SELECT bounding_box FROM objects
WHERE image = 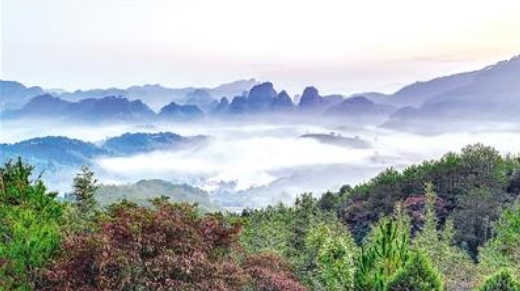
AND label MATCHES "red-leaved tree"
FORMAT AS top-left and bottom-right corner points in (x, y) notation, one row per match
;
(243, 252), (308, 291)
(39, 199), (249, 291)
